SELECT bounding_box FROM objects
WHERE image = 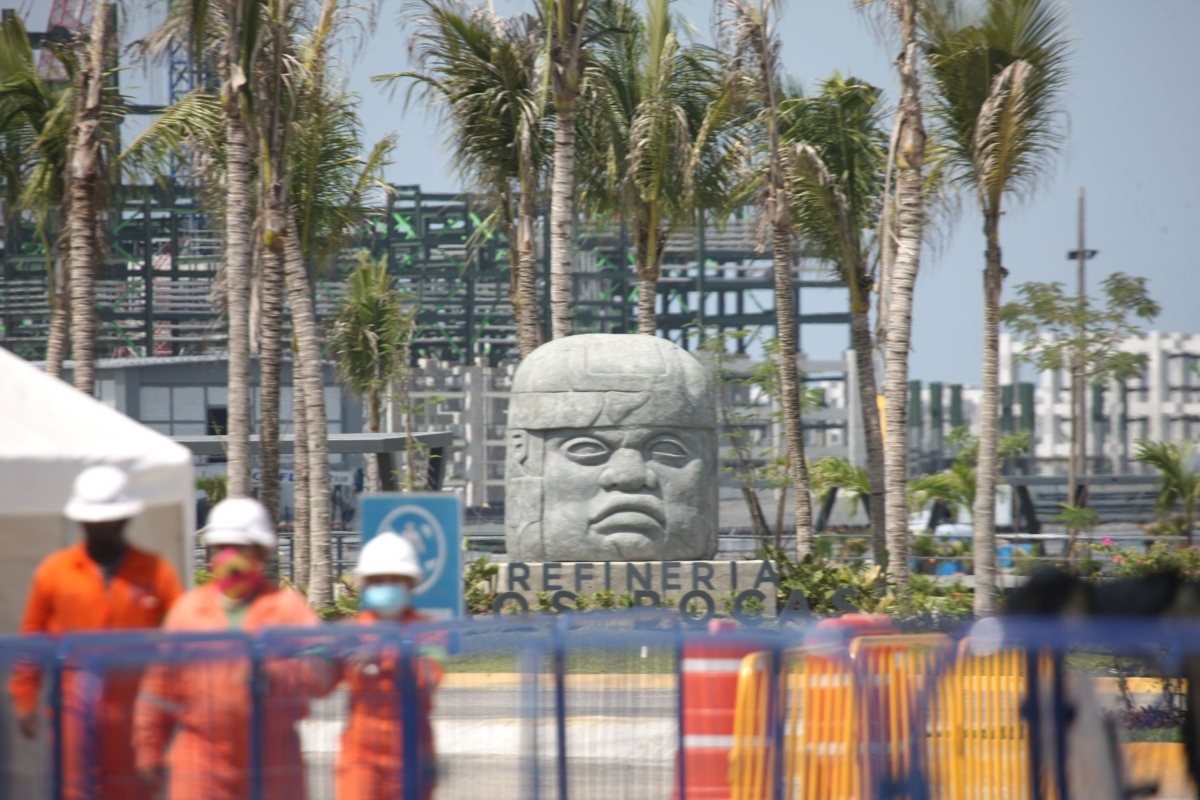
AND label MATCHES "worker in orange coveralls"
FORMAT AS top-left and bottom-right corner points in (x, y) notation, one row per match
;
(10, 465), (183, 800)
(133, 497), (335, 800)
(337, 532), (446, 800)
